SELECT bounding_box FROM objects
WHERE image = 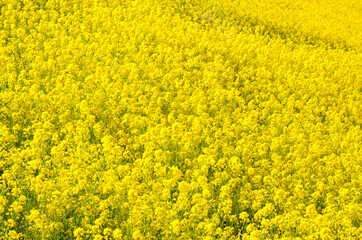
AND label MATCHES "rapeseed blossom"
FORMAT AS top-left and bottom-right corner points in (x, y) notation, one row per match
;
(0, 0), (361, 239)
